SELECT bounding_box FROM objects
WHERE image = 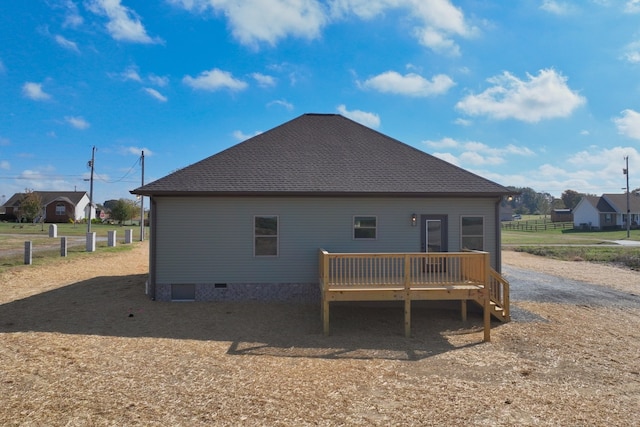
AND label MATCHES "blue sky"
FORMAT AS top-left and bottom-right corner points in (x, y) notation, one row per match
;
(2, 0), (640, 205)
